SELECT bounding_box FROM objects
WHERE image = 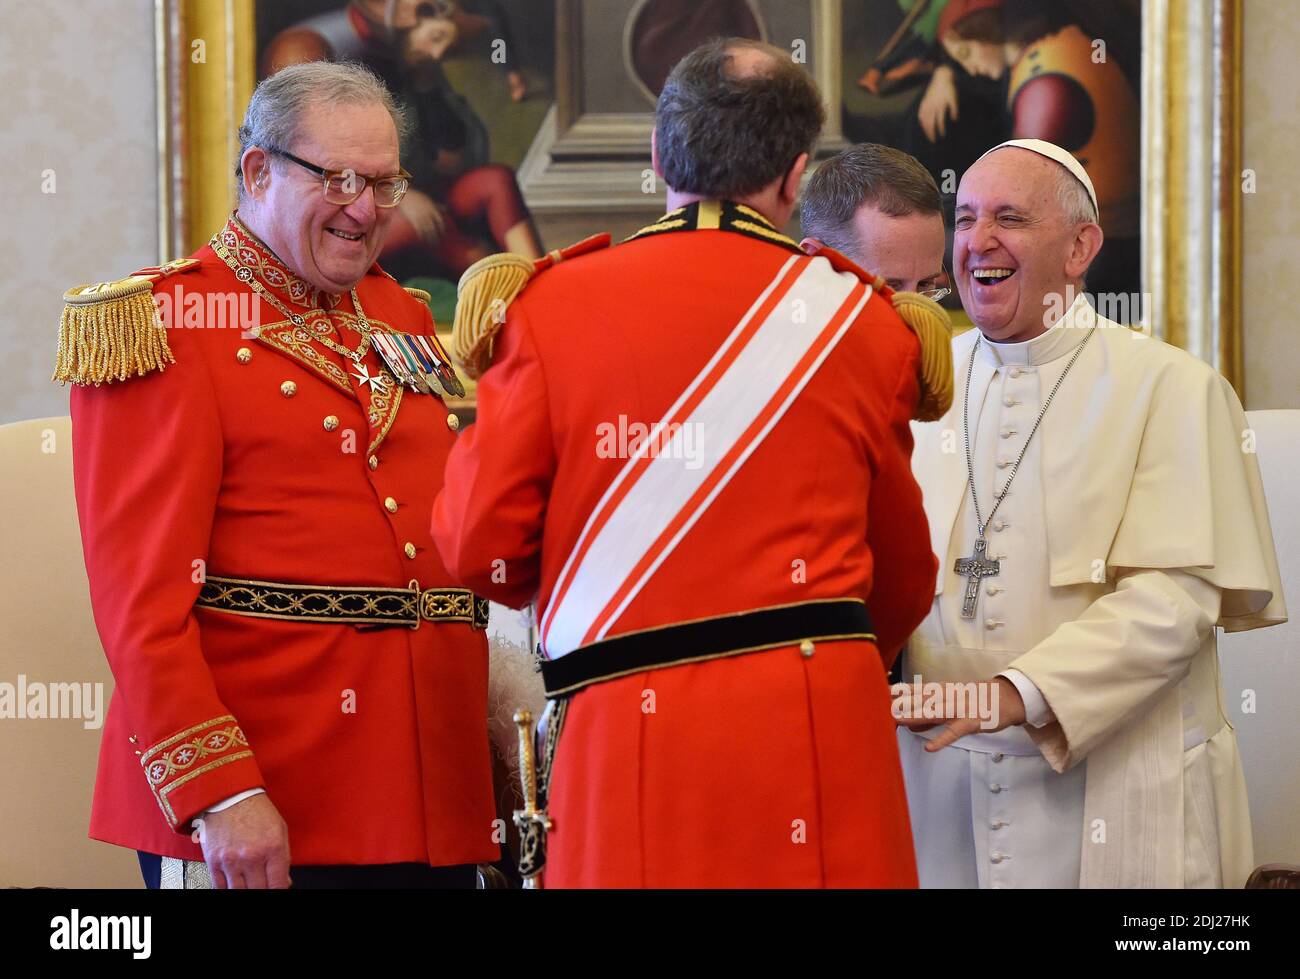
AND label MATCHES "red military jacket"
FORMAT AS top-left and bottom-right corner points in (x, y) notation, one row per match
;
(65, 214), (497, 866)
(431, 201), (938, 886)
